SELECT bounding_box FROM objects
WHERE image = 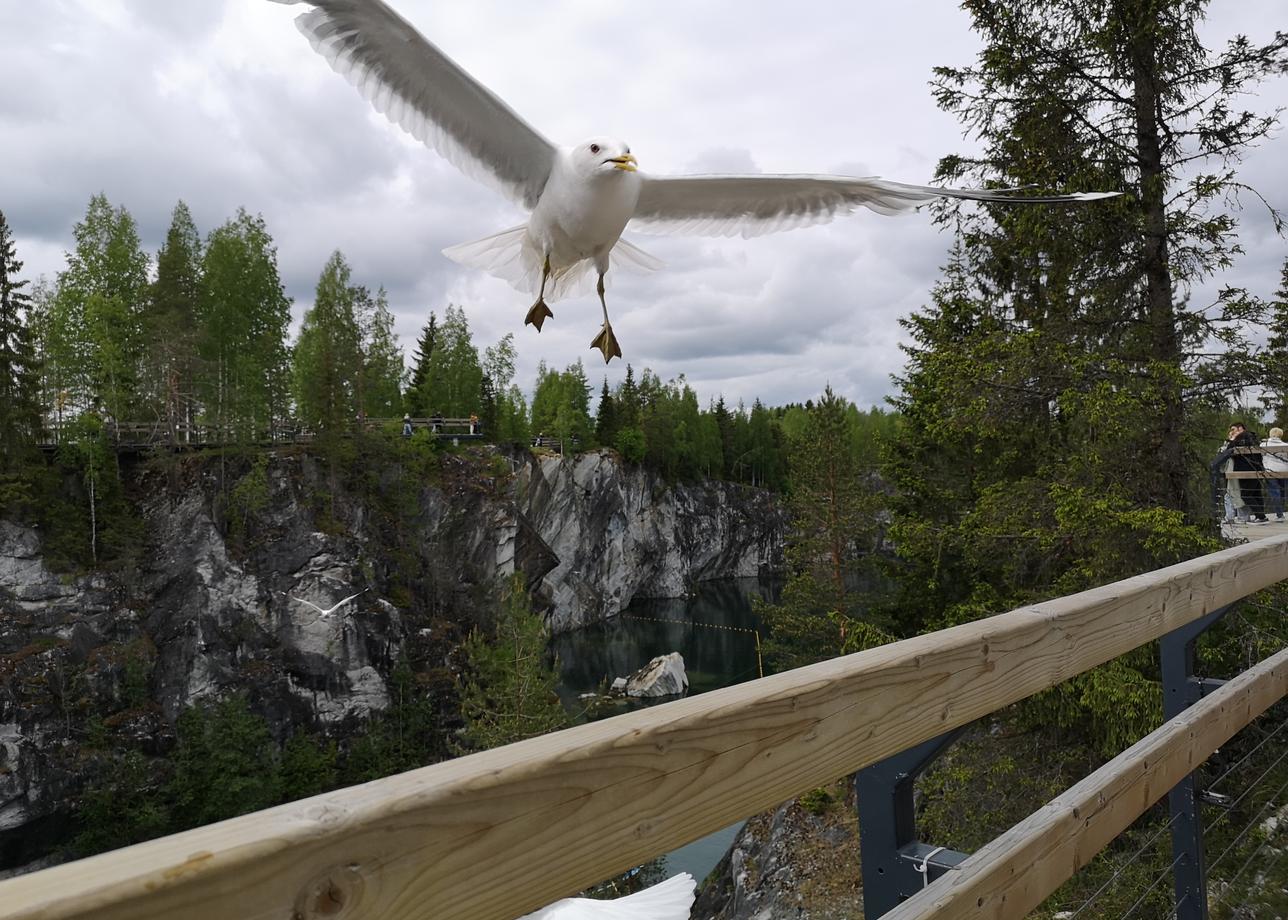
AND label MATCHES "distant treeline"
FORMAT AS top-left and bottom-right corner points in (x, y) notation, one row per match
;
(0, 197), (896, 498)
